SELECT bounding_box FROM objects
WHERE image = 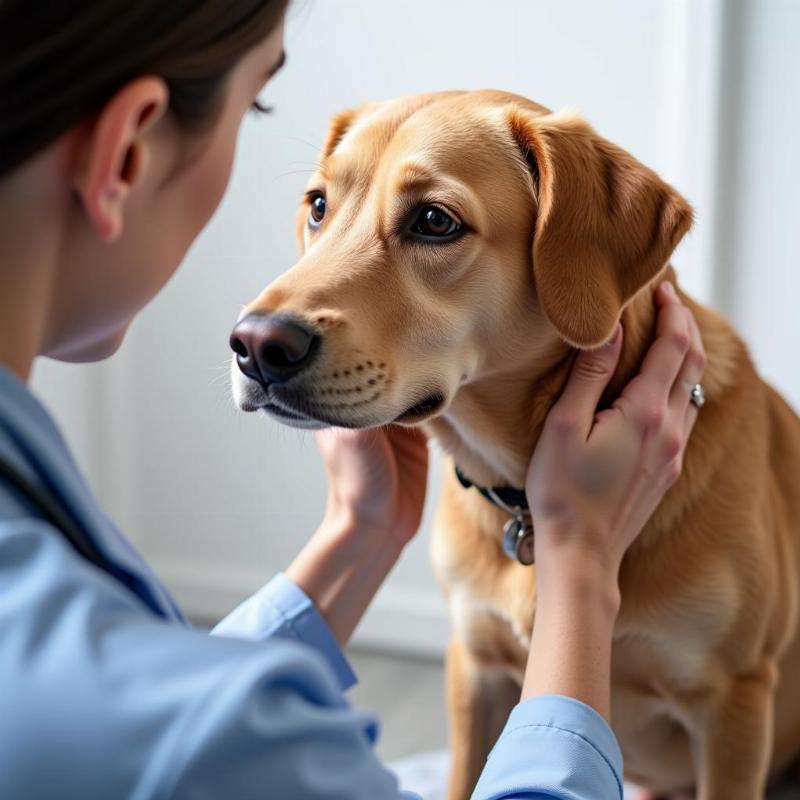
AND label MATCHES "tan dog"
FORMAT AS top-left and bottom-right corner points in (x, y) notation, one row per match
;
(229, 90), (800, 799)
